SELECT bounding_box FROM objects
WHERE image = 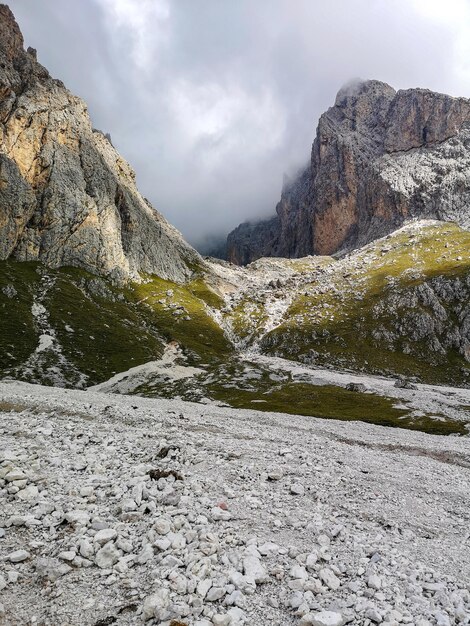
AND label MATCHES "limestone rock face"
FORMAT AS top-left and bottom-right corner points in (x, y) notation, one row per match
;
(0, 5), (200, 282)
(227, 80), (470, 264)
